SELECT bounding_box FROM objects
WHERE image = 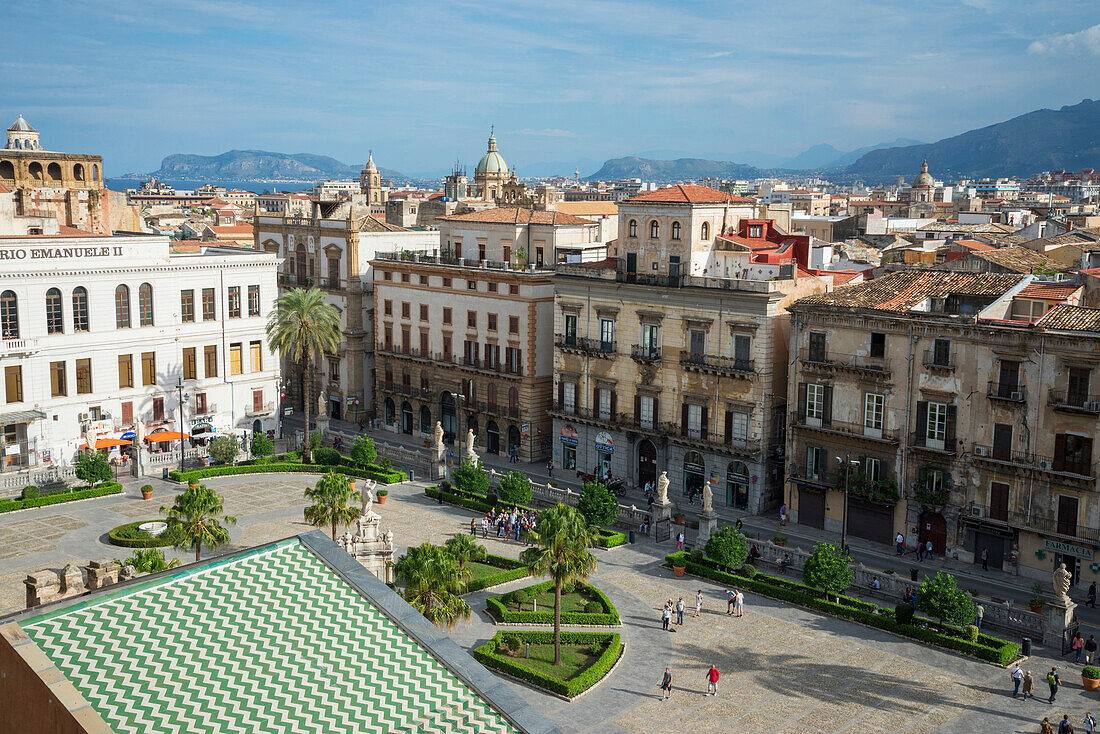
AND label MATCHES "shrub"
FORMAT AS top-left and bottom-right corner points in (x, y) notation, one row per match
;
(740, 563), (757, 578)
(1083, 666), (1100, 680)
(379, 456), (392, 470)
(801, 542), (854, 602)
(0, 483), (123, 513)
(350, 435), (377, 467)
(917, 571), (975, 626)
(584, 601), (601, 614)
(498, 470), (533, 505)
(502, 635), (522, 655)
(895, 602), (915, 626)
(21, 485), (39, 500)
(705, 526), (748, 571)
(562, 581), (576, 595)
(593, 528), (628, 549)
(452, 458), (489, 495)
(689, 548), (705, 563)
(75, 451), (113, 487)
(284, 451), (301, 463)
(250, 432), (274, 459)
(512, 589), (530, 606)
(966, 625), (979, 643)
(439, 479), (452, 492)
(464, 554), (530, 593)
(208, 436), (240, 465)
(169, 463), (405, 484)
(312, 447), (342, 465)
(141, 484), (153, 494)
(309, 430), (322, 451)
(376, 488), (388, 498)
(577, 481), (618, 528)
(119, 547), (179, 574)
(472, 631), (621, 698)
(486, 581), (619, 626)
(108, 520), (176, 548)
